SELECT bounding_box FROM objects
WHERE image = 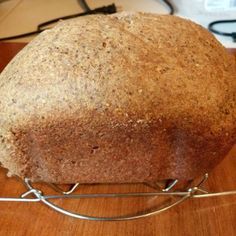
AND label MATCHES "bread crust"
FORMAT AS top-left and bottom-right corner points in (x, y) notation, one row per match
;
(0, 12), (235, 183)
